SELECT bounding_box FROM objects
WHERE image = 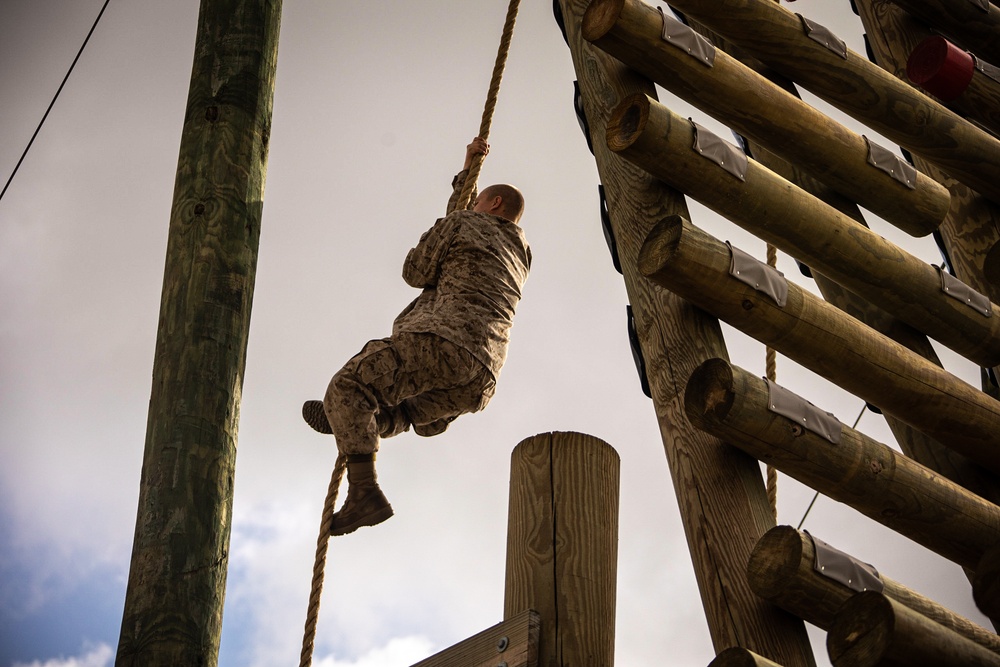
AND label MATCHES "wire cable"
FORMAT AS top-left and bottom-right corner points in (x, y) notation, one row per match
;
(1, 0), (112, 205)
(796, 402), (867, 530)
